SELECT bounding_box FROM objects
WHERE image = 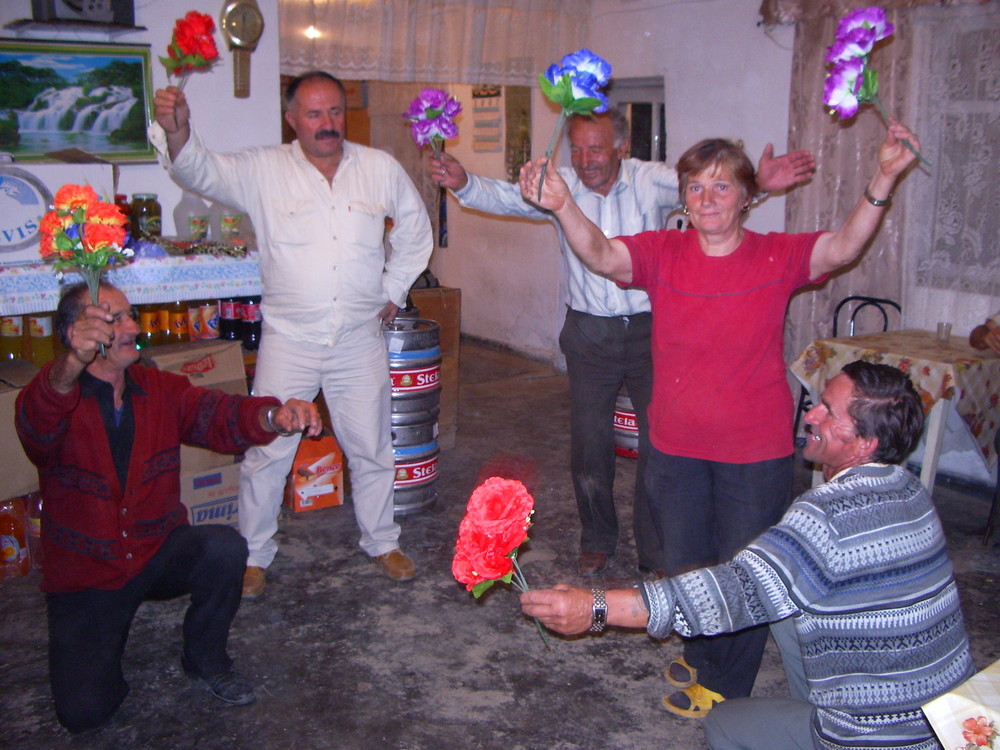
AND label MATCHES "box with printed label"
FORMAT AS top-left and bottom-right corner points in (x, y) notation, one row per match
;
(142, 340), (247, 472)
(0, 359), (41, 500)
(180, 462), (241, 528)
(283, 433), (344, 512)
